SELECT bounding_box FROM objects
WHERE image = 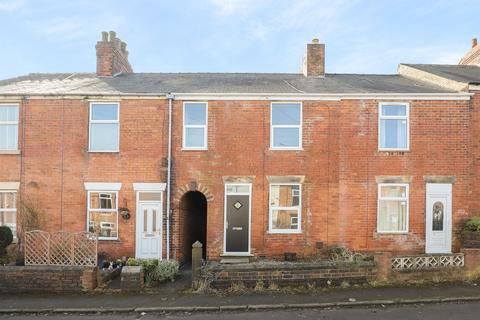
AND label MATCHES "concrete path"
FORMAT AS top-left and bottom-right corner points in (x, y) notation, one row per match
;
(0, 282), (479, 313)
(0, 301), (479, 319)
